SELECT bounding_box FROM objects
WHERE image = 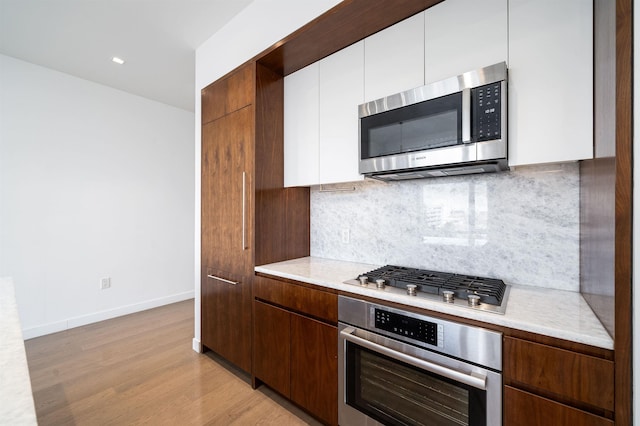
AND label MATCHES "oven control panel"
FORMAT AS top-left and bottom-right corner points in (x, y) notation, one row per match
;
(374, 308), (444, 347)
